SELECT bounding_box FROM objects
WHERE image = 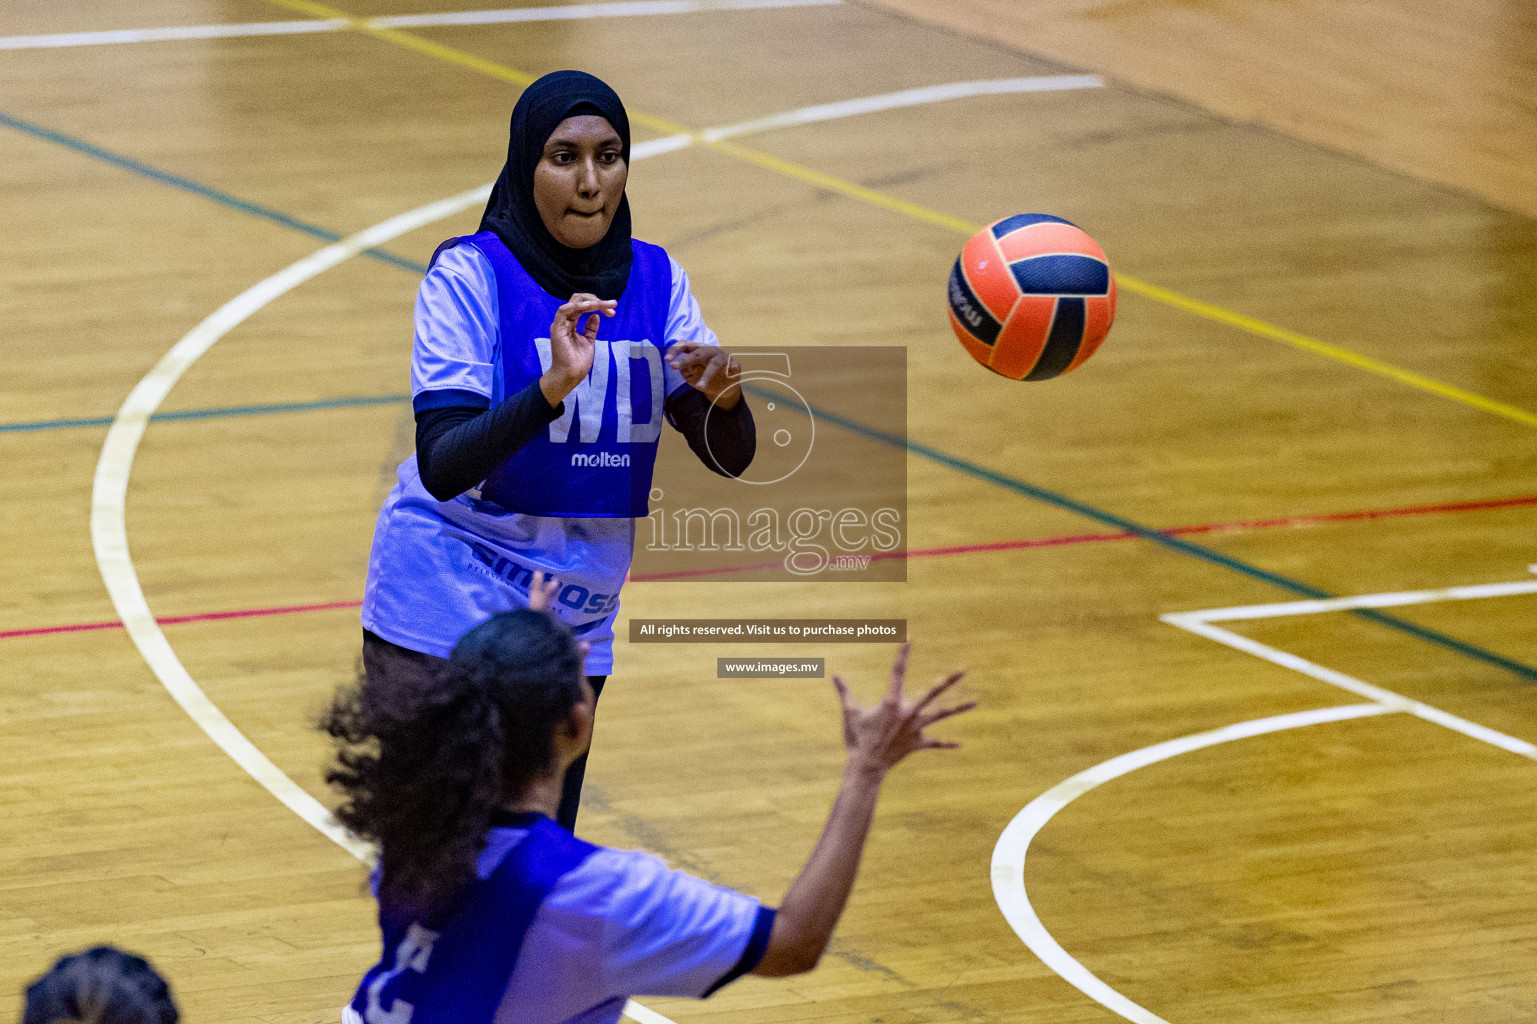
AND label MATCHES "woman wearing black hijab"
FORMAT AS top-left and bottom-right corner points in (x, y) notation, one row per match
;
(360, 71), (755, 832)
